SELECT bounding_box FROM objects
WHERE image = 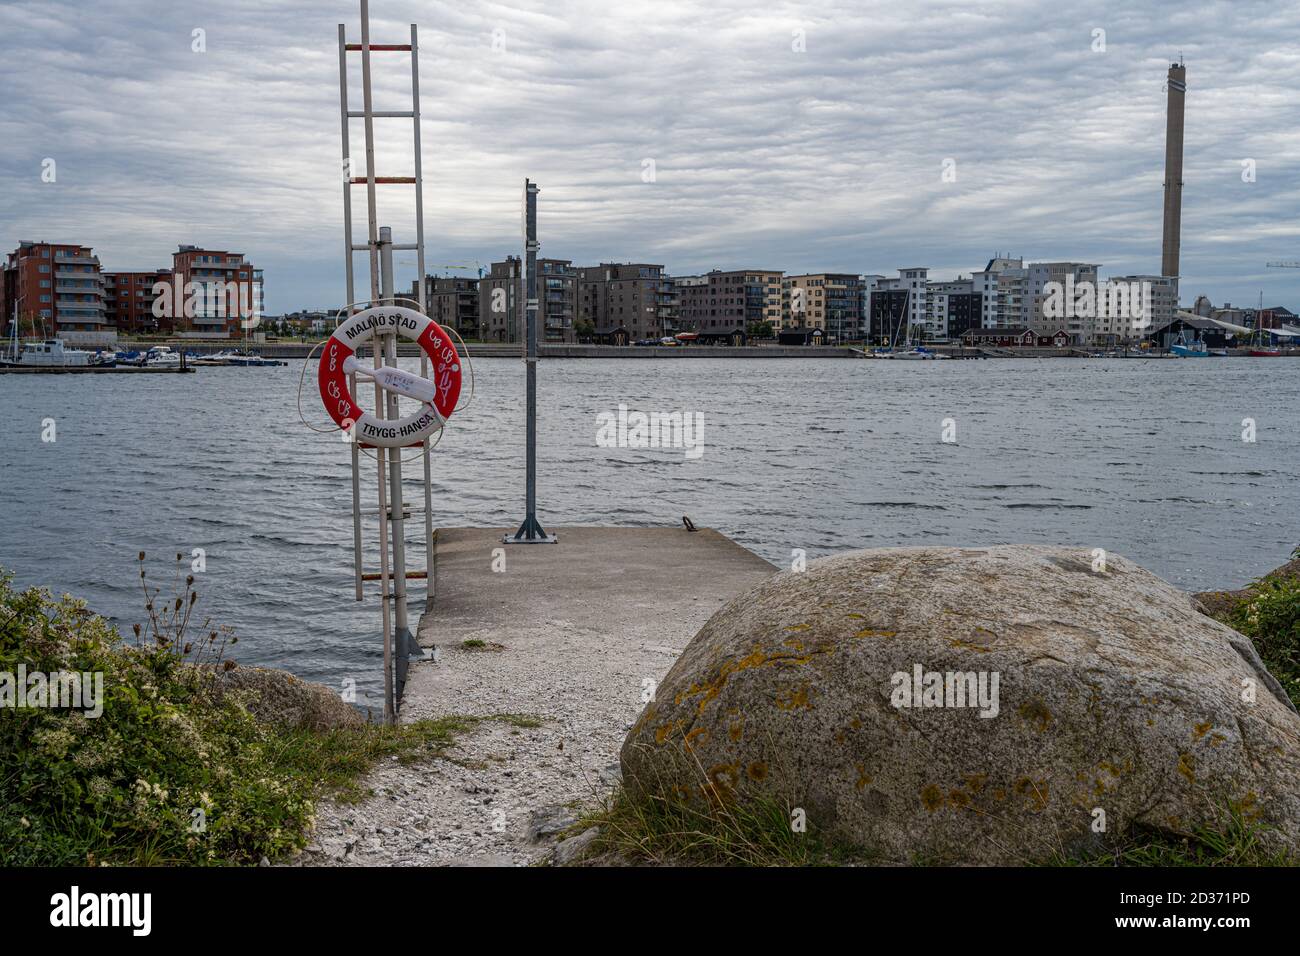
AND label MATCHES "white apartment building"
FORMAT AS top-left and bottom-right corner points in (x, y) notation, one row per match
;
(972, 256), (1023, 329)
(923, 278), (975, 342)
(873, 268), (929, 339)
(860, 274), (885, 340)
(1032, 262), (1101, 343)
(1094, 274), (1178, 345)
